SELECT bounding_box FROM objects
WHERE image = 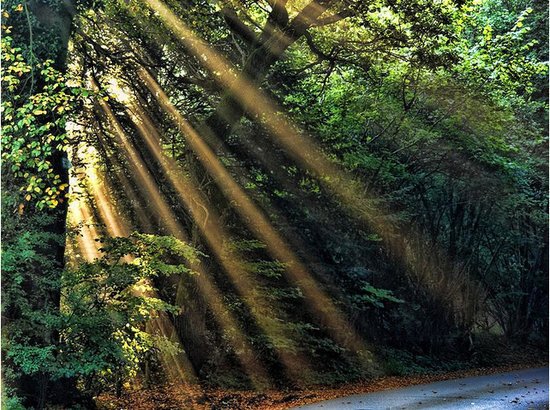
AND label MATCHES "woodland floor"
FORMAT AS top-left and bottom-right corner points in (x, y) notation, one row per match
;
(97, 353), (548, 410)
